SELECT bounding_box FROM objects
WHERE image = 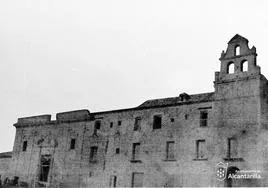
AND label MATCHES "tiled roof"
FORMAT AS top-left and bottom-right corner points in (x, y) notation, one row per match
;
(138, 92), (214, 108)
(0, 151), (12, 158)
